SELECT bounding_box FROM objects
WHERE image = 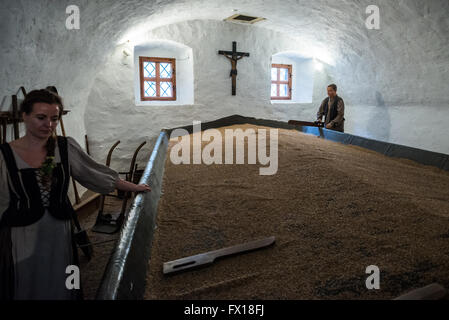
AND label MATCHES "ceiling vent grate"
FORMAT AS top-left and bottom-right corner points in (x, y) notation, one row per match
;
(224, 14), (266, 24)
